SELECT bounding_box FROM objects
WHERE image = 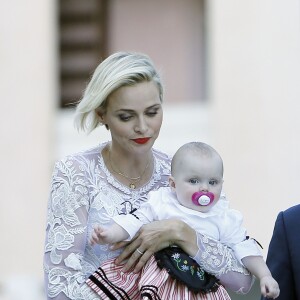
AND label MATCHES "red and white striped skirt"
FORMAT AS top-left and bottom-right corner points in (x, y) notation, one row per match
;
(86, 255), (231, 299)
